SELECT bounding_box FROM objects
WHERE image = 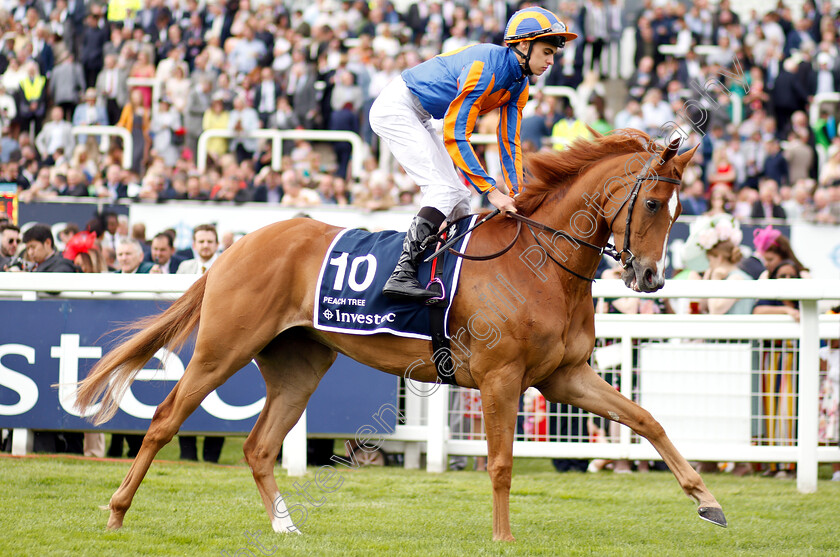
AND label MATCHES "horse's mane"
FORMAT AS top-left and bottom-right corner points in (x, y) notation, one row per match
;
(516, 129), (656, 217)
